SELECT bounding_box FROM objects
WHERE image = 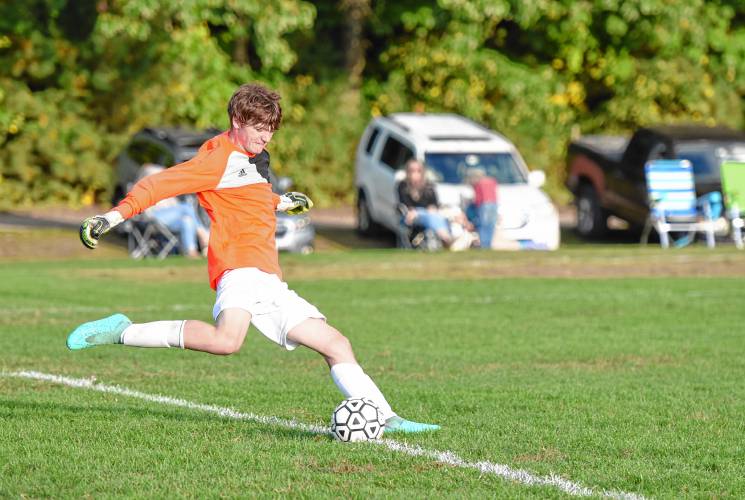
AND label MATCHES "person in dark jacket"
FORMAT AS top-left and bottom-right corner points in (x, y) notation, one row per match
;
(397, 159), (453, 247)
